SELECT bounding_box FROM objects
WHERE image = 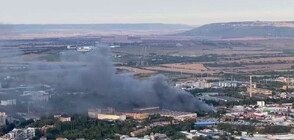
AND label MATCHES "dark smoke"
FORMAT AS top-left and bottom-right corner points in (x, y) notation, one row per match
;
(0, 24), (22, 63)
(28, 47), (213, 113)
(0, 25), (213, 113)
